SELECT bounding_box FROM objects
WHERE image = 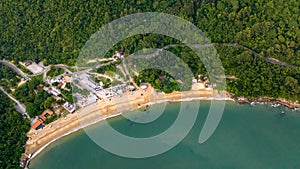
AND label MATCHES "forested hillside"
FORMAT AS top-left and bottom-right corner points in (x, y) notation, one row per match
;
(0, 92), (30, 169)
(0, 0), (299, 100)
(1, 0), (299, 65)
